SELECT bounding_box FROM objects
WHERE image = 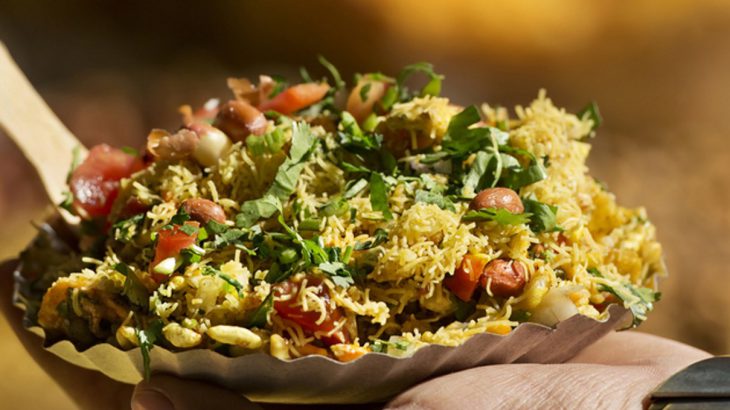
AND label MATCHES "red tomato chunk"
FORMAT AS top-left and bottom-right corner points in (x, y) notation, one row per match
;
(444, 254), (489, 302)
(259, 83), (329, 115)
(70, 144), (143, 218)
(150, 222), (199, 282)
(273, 277), (348, 345)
